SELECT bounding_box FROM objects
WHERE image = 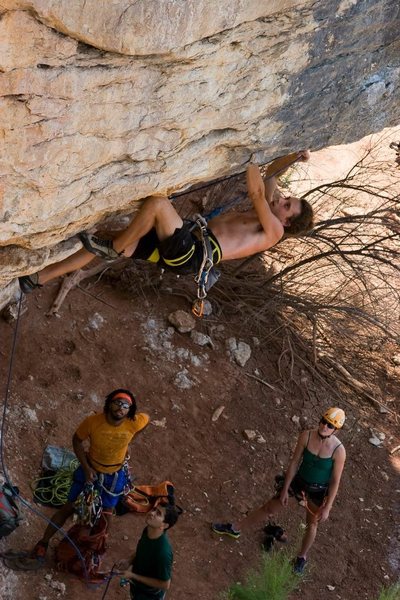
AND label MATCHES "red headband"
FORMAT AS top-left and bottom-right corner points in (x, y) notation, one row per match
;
(112, 392), (133, 405)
